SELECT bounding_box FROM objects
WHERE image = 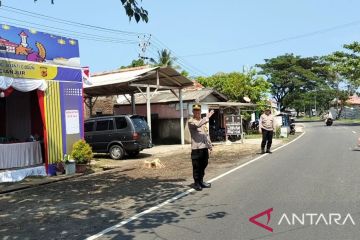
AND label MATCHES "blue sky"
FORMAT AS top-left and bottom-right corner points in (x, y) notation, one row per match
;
(1, 0), (360, 76)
